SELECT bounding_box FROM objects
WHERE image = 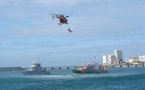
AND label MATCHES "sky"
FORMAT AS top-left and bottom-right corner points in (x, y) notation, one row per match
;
(0, 0), (145, 67)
